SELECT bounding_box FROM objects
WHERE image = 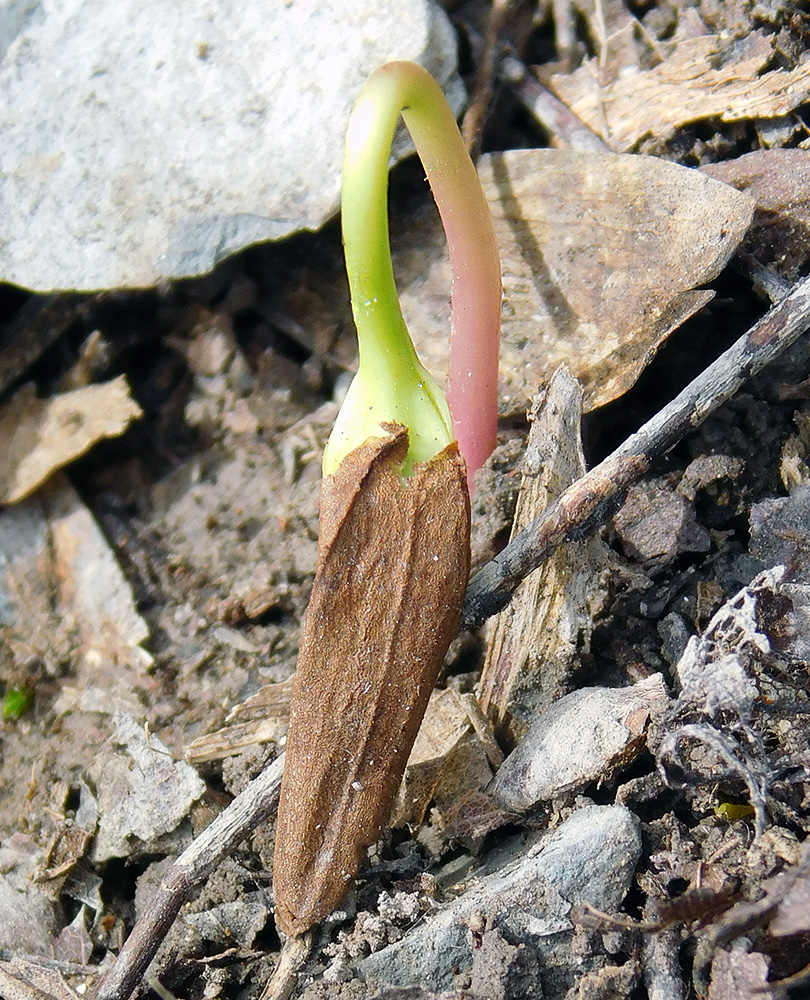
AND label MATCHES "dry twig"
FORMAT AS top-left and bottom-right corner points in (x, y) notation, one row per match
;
(503, 53), (609, 150)
(462, 273), (810, 628)
(462, 0), (514, 161)
(95, 755), (285, 1000)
